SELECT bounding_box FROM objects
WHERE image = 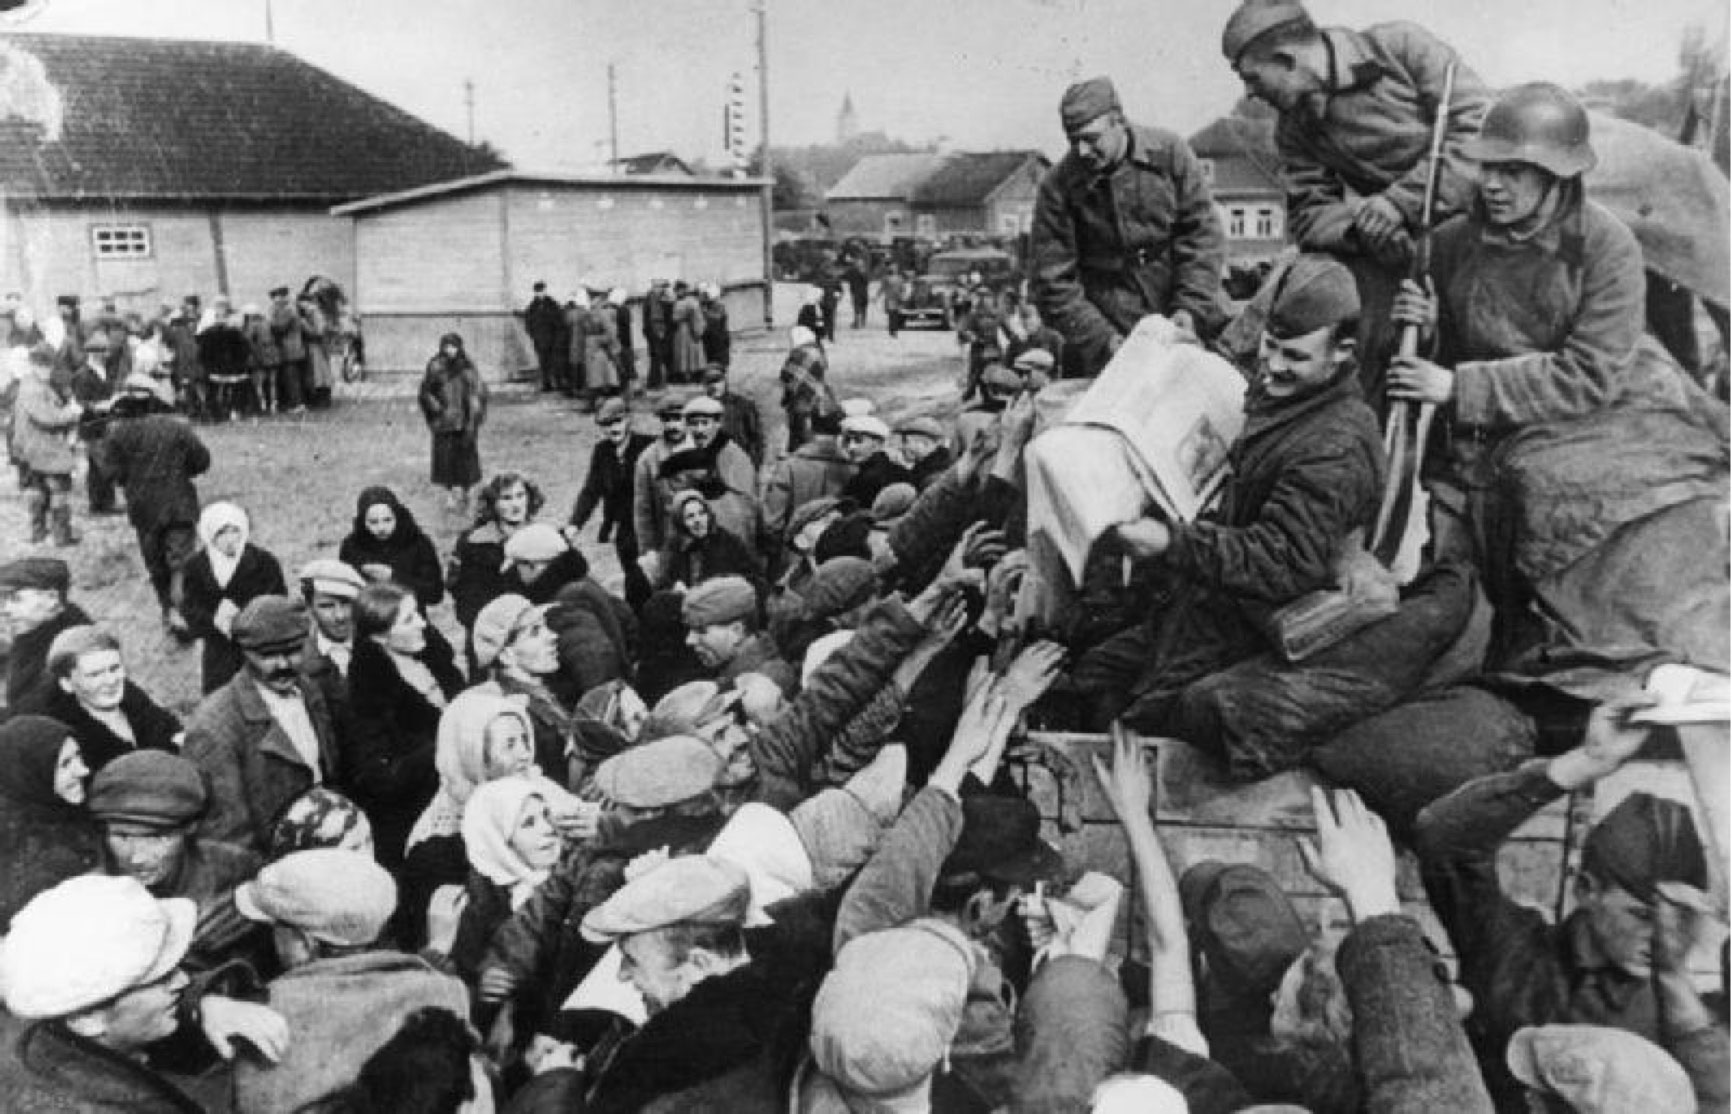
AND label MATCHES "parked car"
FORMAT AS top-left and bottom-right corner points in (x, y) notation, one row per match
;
(900, 246), (1017, 329)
